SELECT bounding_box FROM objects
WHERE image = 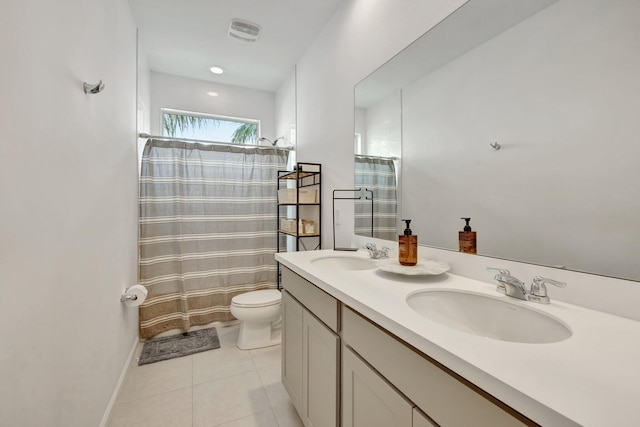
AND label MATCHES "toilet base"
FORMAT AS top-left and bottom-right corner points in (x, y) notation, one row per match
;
(237, 320), (282, 350)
